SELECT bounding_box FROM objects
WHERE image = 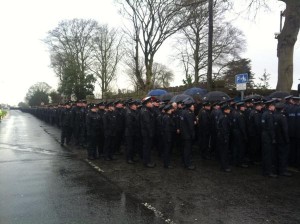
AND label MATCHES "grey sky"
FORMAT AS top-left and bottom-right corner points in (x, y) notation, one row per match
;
(0, 0), (298, 106)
